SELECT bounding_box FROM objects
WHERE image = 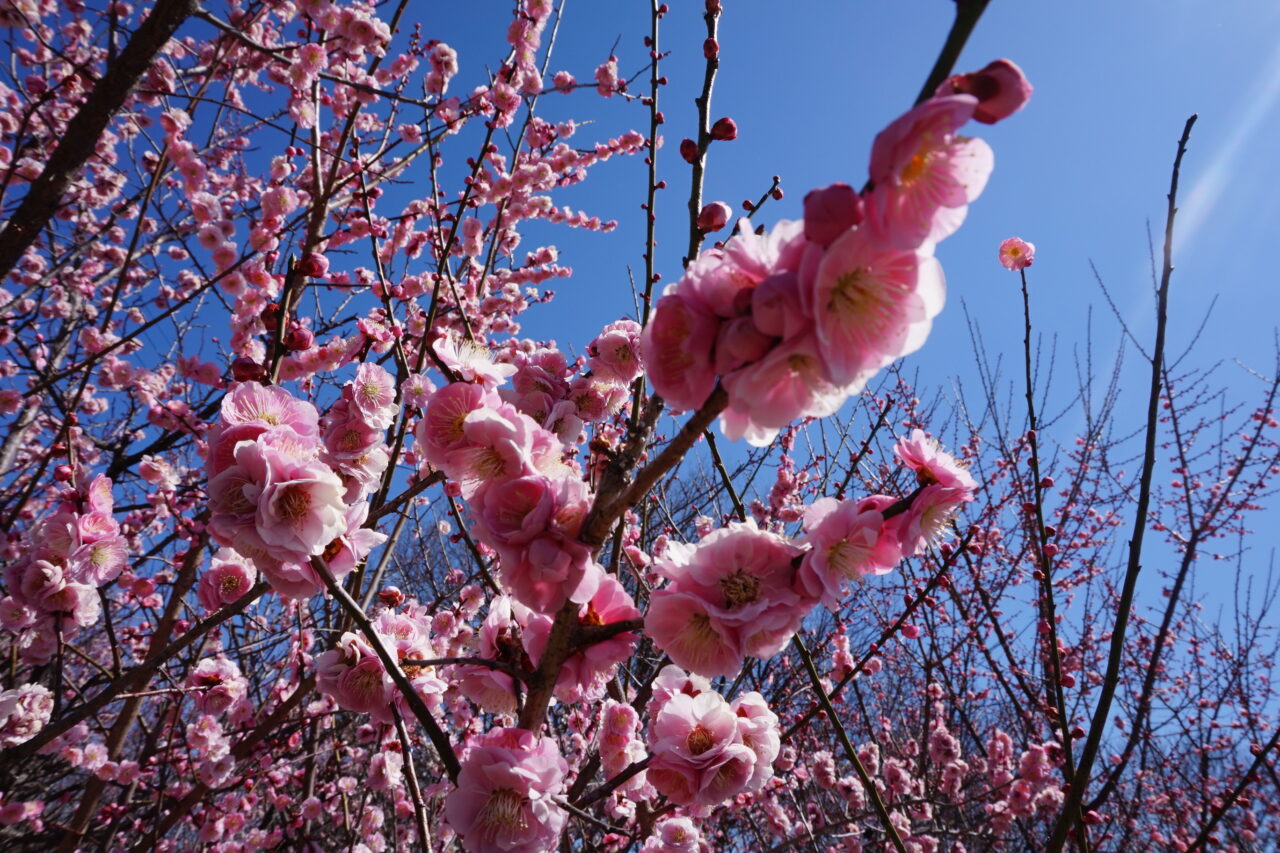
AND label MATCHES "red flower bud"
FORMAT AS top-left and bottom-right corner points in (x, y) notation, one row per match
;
(679, 138), (698, 164)
(710, 116), (737, 140)
(283, 326), (315, 352)
(231, 357), (267, 383)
